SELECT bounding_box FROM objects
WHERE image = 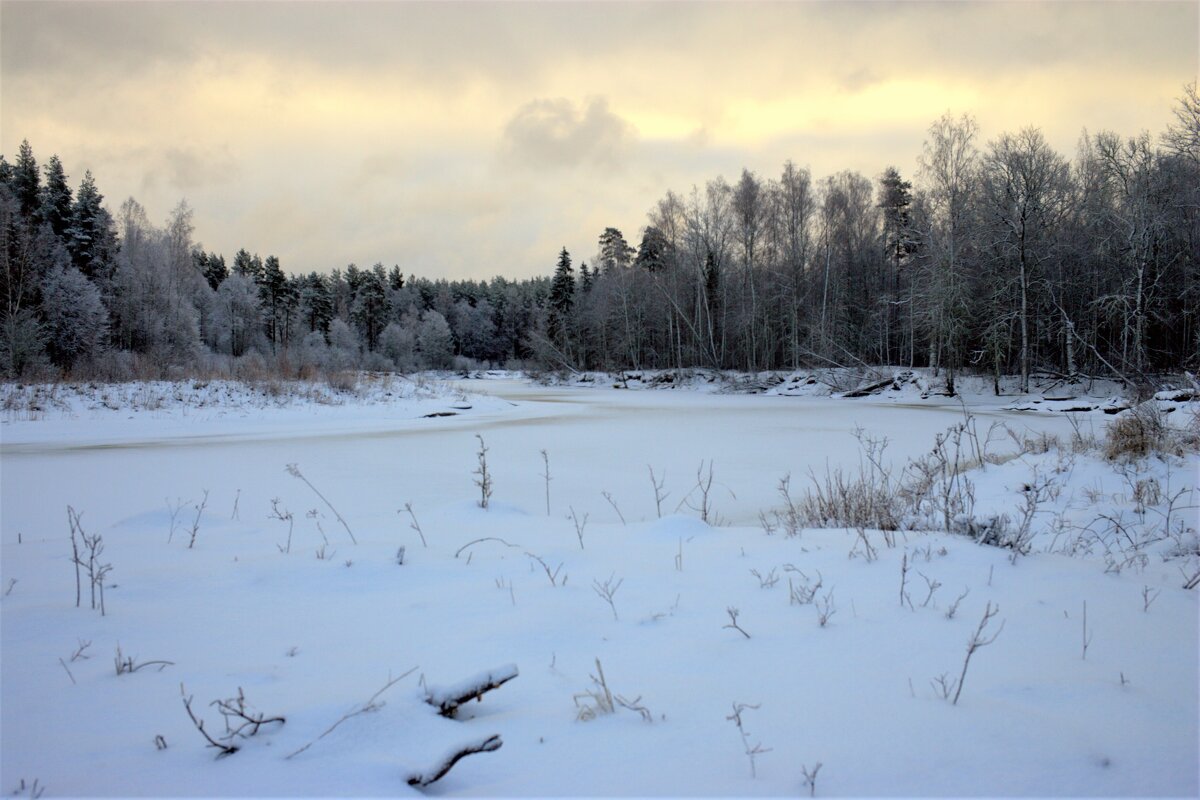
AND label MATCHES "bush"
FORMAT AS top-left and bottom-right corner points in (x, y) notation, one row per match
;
(1104, 402), (1171, 460)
